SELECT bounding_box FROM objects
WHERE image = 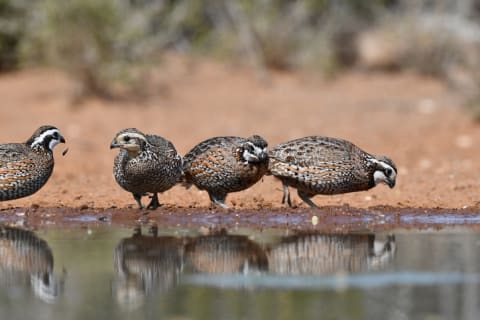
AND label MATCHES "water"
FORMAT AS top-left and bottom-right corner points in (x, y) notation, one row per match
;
(0, 224), (479, 320)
